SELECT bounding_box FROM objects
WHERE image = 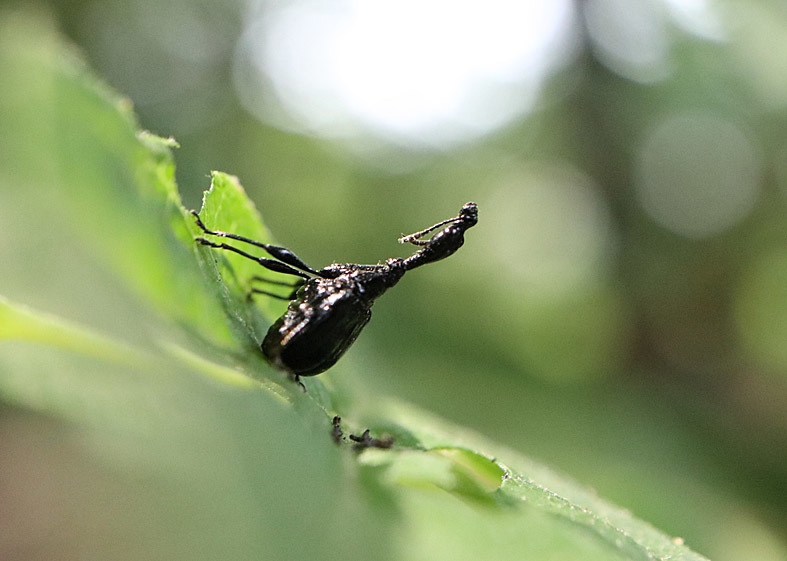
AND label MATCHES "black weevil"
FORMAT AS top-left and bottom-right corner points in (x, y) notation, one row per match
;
(191, 202), (477, 388)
